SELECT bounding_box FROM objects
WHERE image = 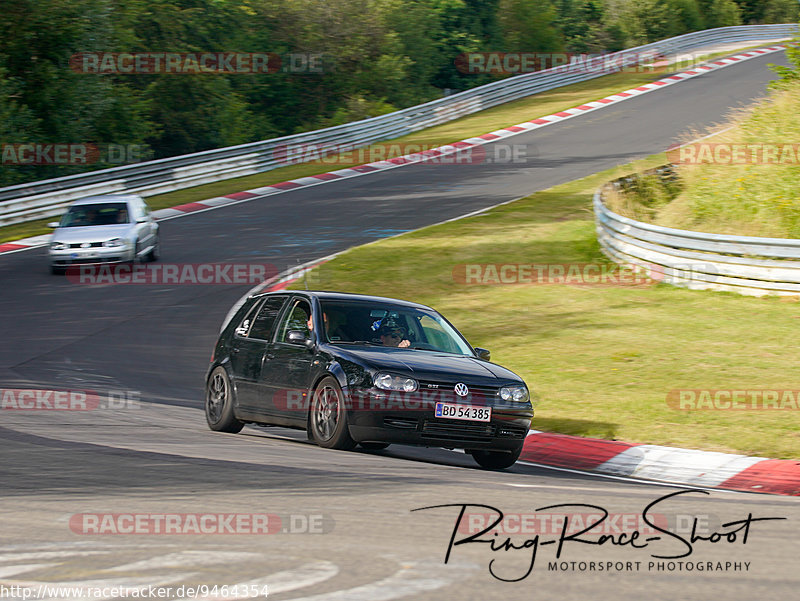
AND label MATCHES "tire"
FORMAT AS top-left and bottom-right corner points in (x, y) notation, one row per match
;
(470, 444), (523, 470)
(205, 366), (244, 433)
(309, 376), (356, 450)
(359, 442), (390, 451)
(145, 233), (159, 262)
